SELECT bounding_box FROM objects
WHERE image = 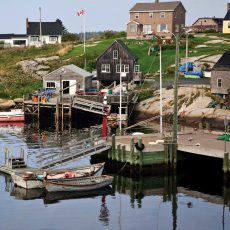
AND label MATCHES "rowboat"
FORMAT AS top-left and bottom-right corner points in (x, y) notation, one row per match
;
(12, 162), (105, 189)
(43, 175), (113, 192)
(0, 109), (25, 122)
